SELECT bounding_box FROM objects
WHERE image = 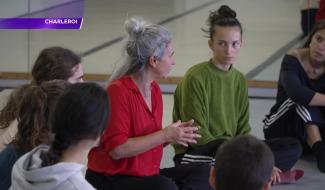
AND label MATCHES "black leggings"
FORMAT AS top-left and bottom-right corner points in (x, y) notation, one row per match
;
(86, 163), (212, 190)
